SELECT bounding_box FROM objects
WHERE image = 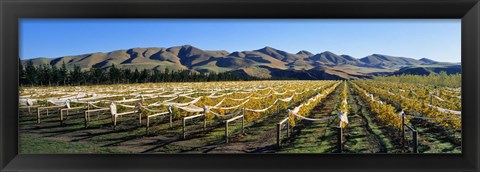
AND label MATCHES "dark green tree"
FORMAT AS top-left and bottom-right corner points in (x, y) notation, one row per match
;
(70, 65), (83, 85)
(51, 64), (60, 85)
(19, 59), (26, 86)
(123, 68), (132, 84)
(140, 69), (149, 83)
(109, 64), (121, 84)
(25, 60), (37, 86)
(59, 61), (68, 85)
(132, 69), (140, 83)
